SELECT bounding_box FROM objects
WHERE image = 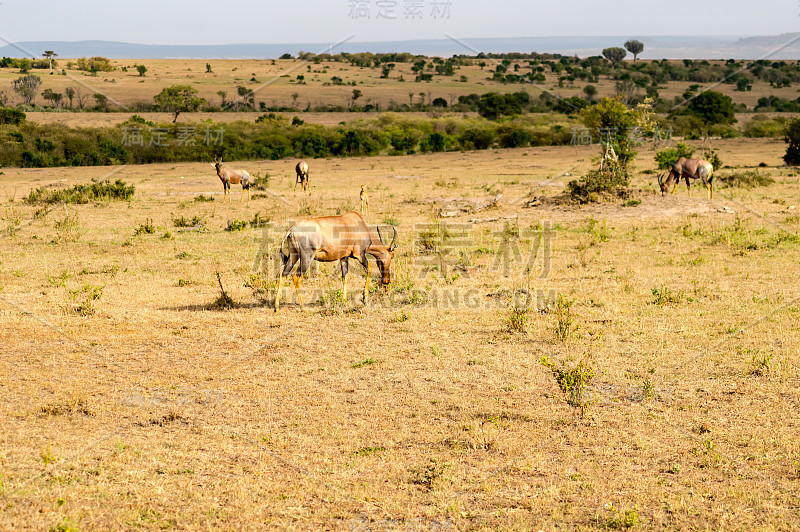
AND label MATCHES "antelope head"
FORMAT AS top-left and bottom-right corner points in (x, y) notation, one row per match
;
(375, 226), (398, 285)
(213, 157), (224, 175)
(658, 171), (671, 196)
